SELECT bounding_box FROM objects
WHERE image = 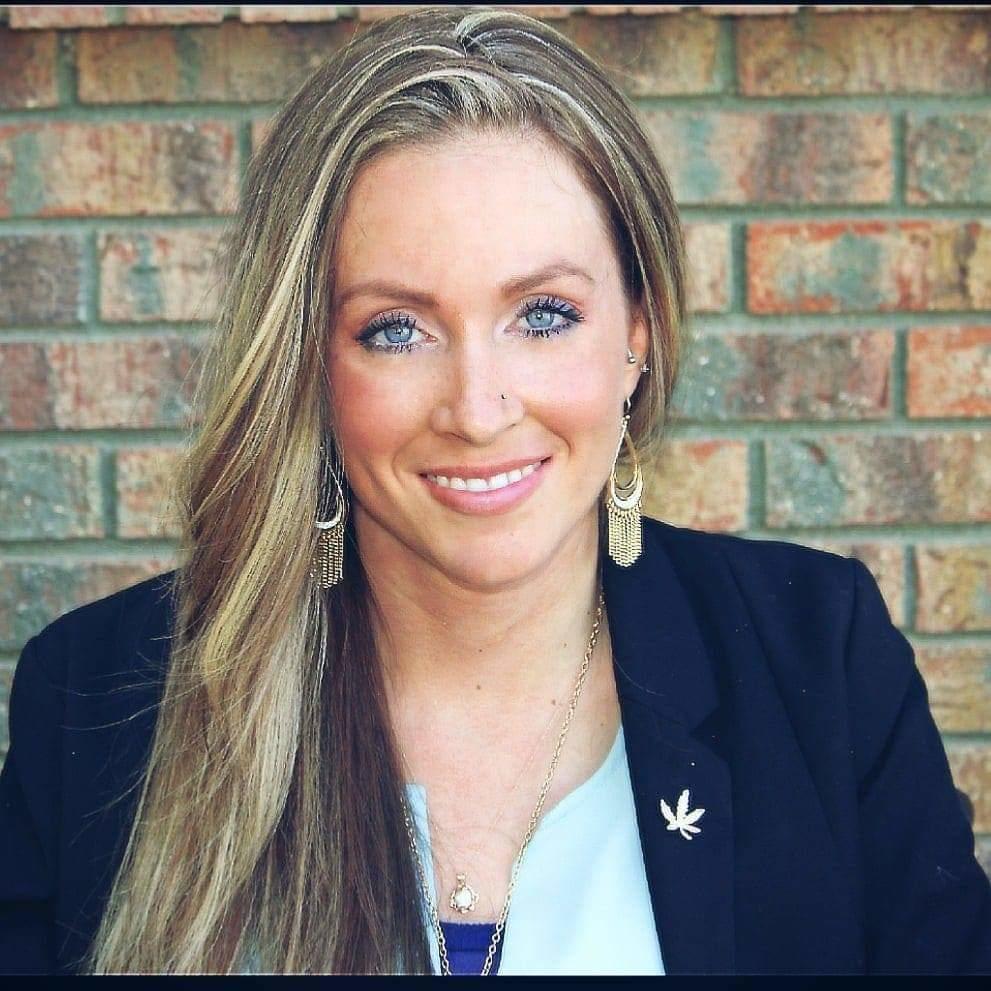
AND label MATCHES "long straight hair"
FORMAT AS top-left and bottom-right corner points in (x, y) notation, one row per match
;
(84, 5), (687, 973)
